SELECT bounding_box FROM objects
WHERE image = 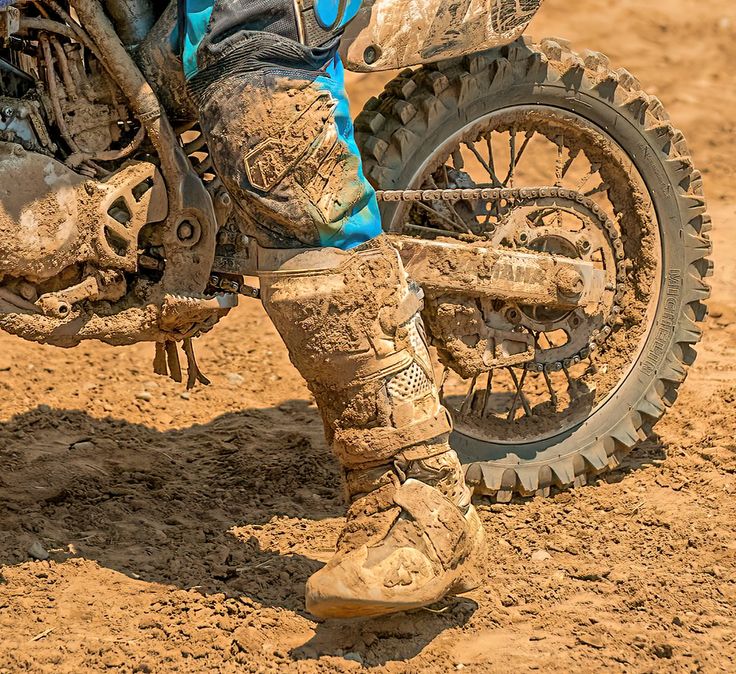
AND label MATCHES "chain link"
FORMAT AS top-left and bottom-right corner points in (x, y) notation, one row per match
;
(208, 274), (260, 299)
(377, 186), (627, 372)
